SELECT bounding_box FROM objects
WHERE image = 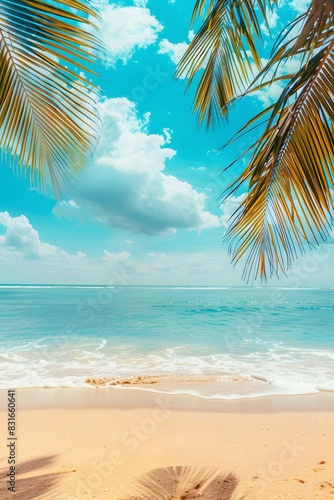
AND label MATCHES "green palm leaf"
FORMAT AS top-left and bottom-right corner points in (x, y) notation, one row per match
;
(0, 0), (101, 195)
